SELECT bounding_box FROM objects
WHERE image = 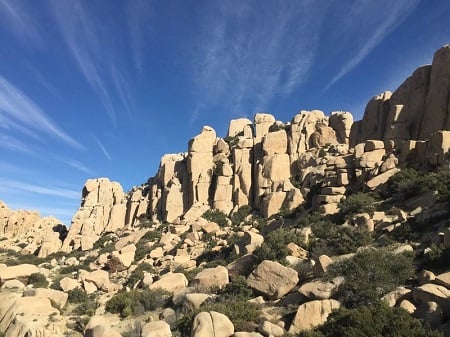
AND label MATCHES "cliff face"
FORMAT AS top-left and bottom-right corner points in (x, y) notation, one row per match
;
(351, 44), (450, 145)
(0, 201), (67, 257)
(57, 44), (450, 251)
